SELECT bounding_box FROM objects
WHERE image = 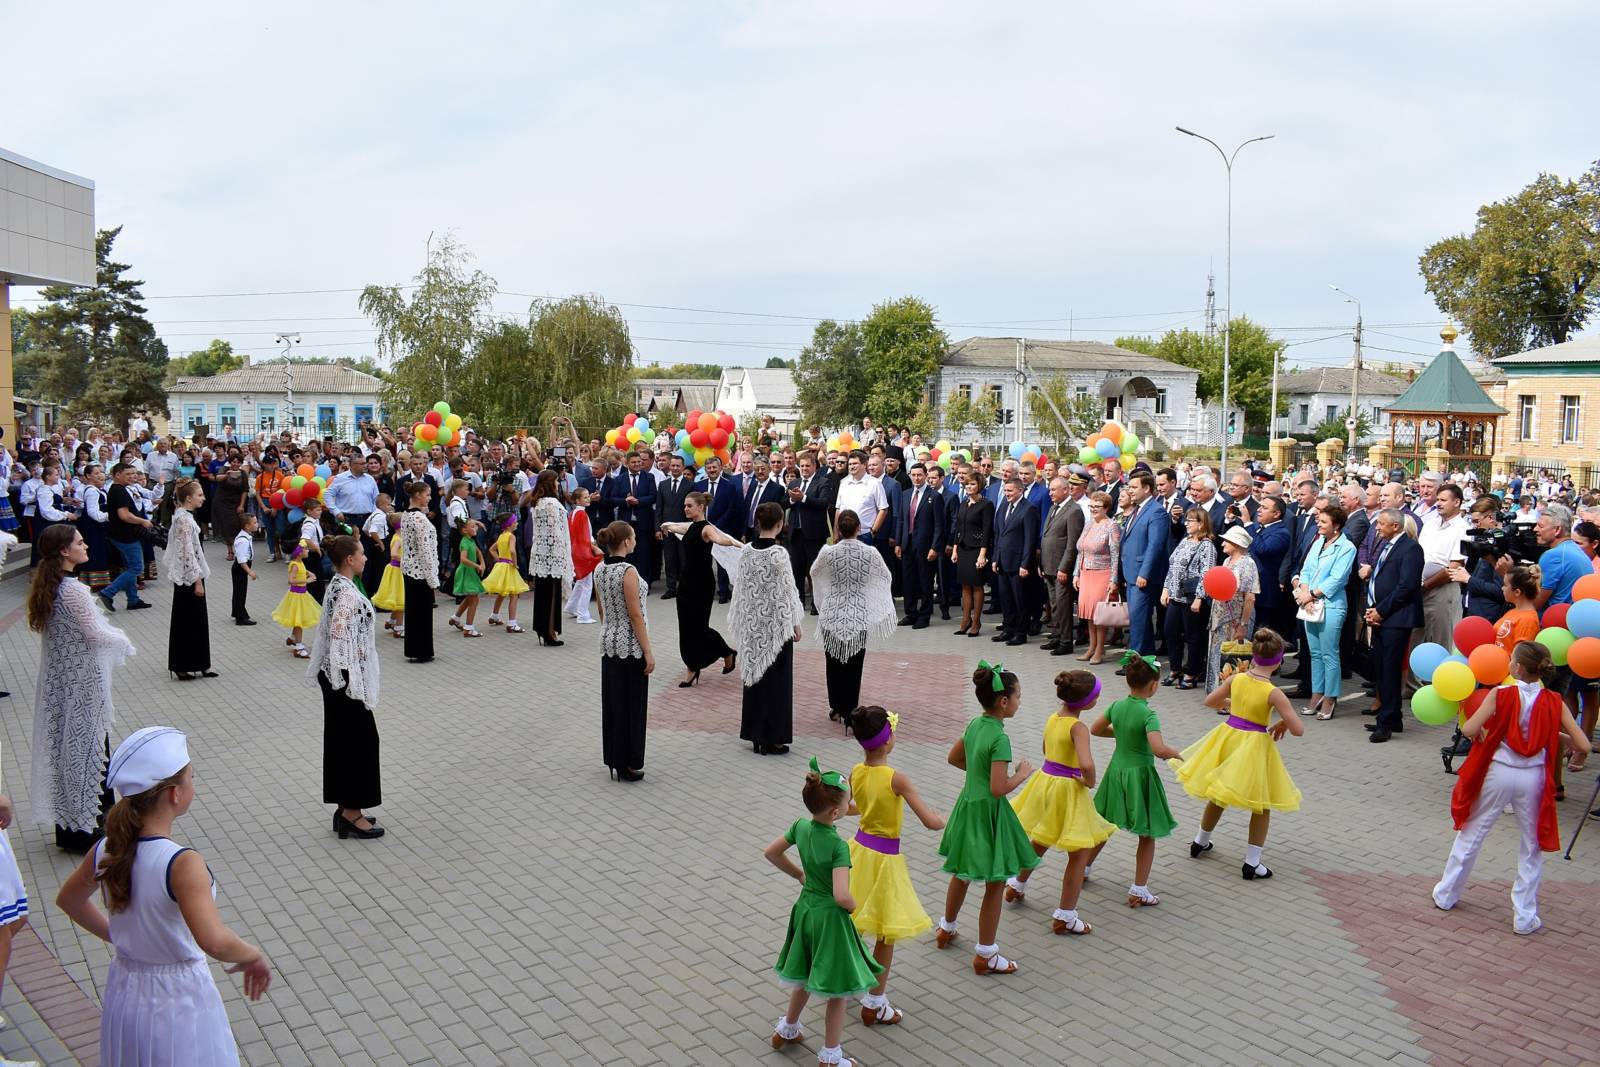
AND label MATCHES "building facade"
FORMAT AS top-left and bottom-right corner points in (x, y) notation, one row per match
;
(166, 363), (384, 442)
(1486, 334), (1600, 468)
(1275, 367), (1409, 443)
(717, 367), (800, 435)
